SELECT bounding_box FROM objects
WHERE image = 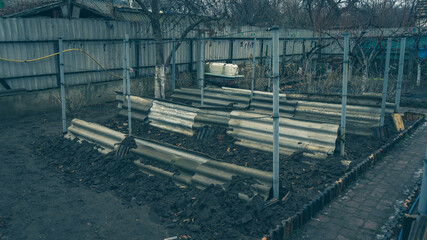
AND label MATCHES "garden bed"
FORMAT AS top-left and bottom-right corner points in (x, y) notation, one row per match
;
(34, 110), (422, 239)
